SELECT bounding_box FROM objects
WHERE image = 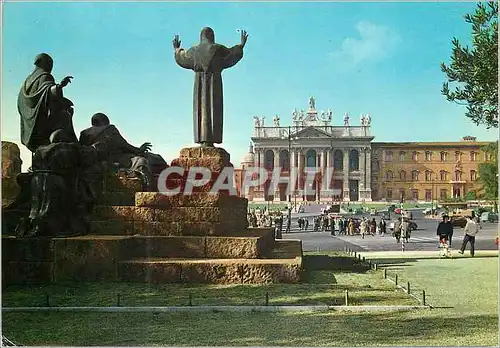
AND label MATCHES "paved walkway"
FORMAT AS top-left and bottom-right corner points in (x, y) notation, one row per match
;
(356, 250), (499, 259)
